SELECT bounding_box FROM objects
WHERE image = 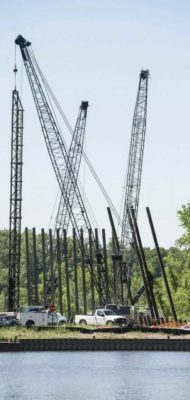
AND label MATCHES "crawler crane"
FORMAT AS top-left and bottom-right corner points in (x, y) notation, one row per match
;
(15, 34), (110, 304)
(120, 70), (149, 301)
